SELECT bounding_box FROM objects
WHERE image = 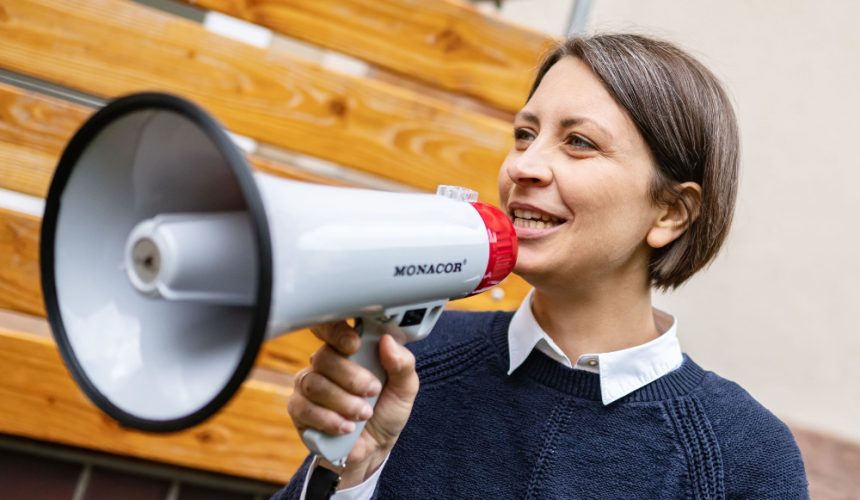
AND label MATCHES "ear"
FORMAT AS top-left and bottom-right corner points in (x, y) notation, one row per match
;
(646, 182), (702, 249)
